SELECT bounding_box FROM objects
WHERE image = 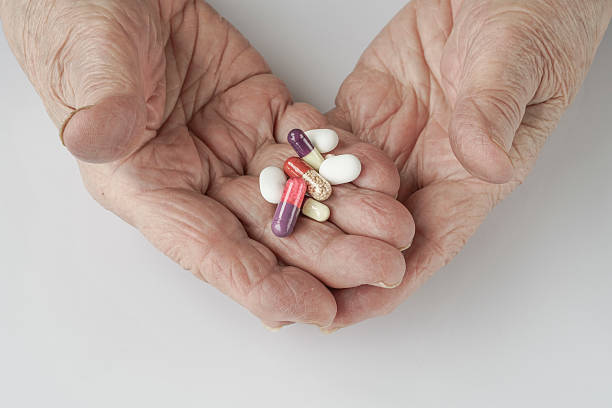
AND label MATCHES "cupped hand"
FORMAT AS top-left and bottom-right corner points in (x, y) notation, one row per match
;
(1, 0), (416, 328)
(327, 0), (611, 329)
